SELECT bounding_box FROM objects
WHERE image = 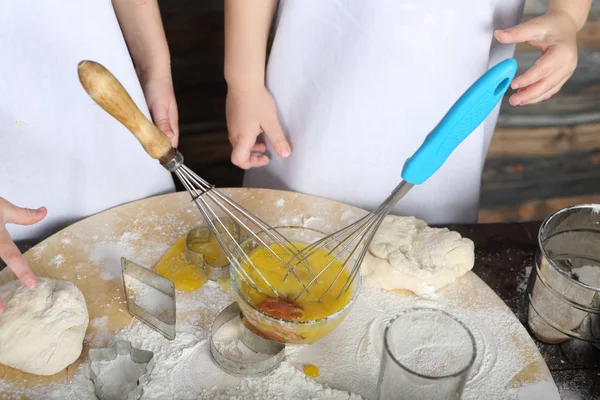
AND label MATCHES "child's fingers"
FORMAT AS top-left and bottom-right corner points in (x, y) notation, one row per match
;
(262, 117), (291, 159)
(521, 76), (570, 105)
(249, 154), (270, 168)
(168, 101), (180, 148)
(251, 142), (267, 153)
(509, 74), (563, 105)
(231, 133), (262, 169)
(3, 203), (47, 226)
(521, 87), (558, 105)
(0, 226), (37, 290)
(511, 47), (561, 90)
(494, 19), (546, 44)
